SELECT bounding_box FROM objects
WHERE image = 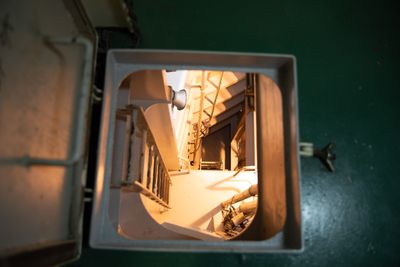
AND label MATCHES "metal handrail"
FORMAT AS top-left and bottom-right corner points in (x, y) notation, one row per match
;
(208, 71), (224, 123)
(192, 71), (207, 164)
